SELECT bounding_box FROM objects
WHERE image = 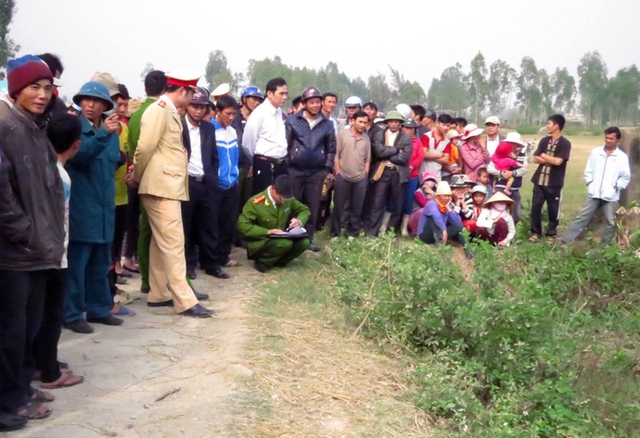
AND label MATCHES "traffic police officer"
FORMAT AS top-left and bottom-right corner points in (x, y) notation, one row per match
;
(237, 175), (310, 273)
(133, 71), (213, 318)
